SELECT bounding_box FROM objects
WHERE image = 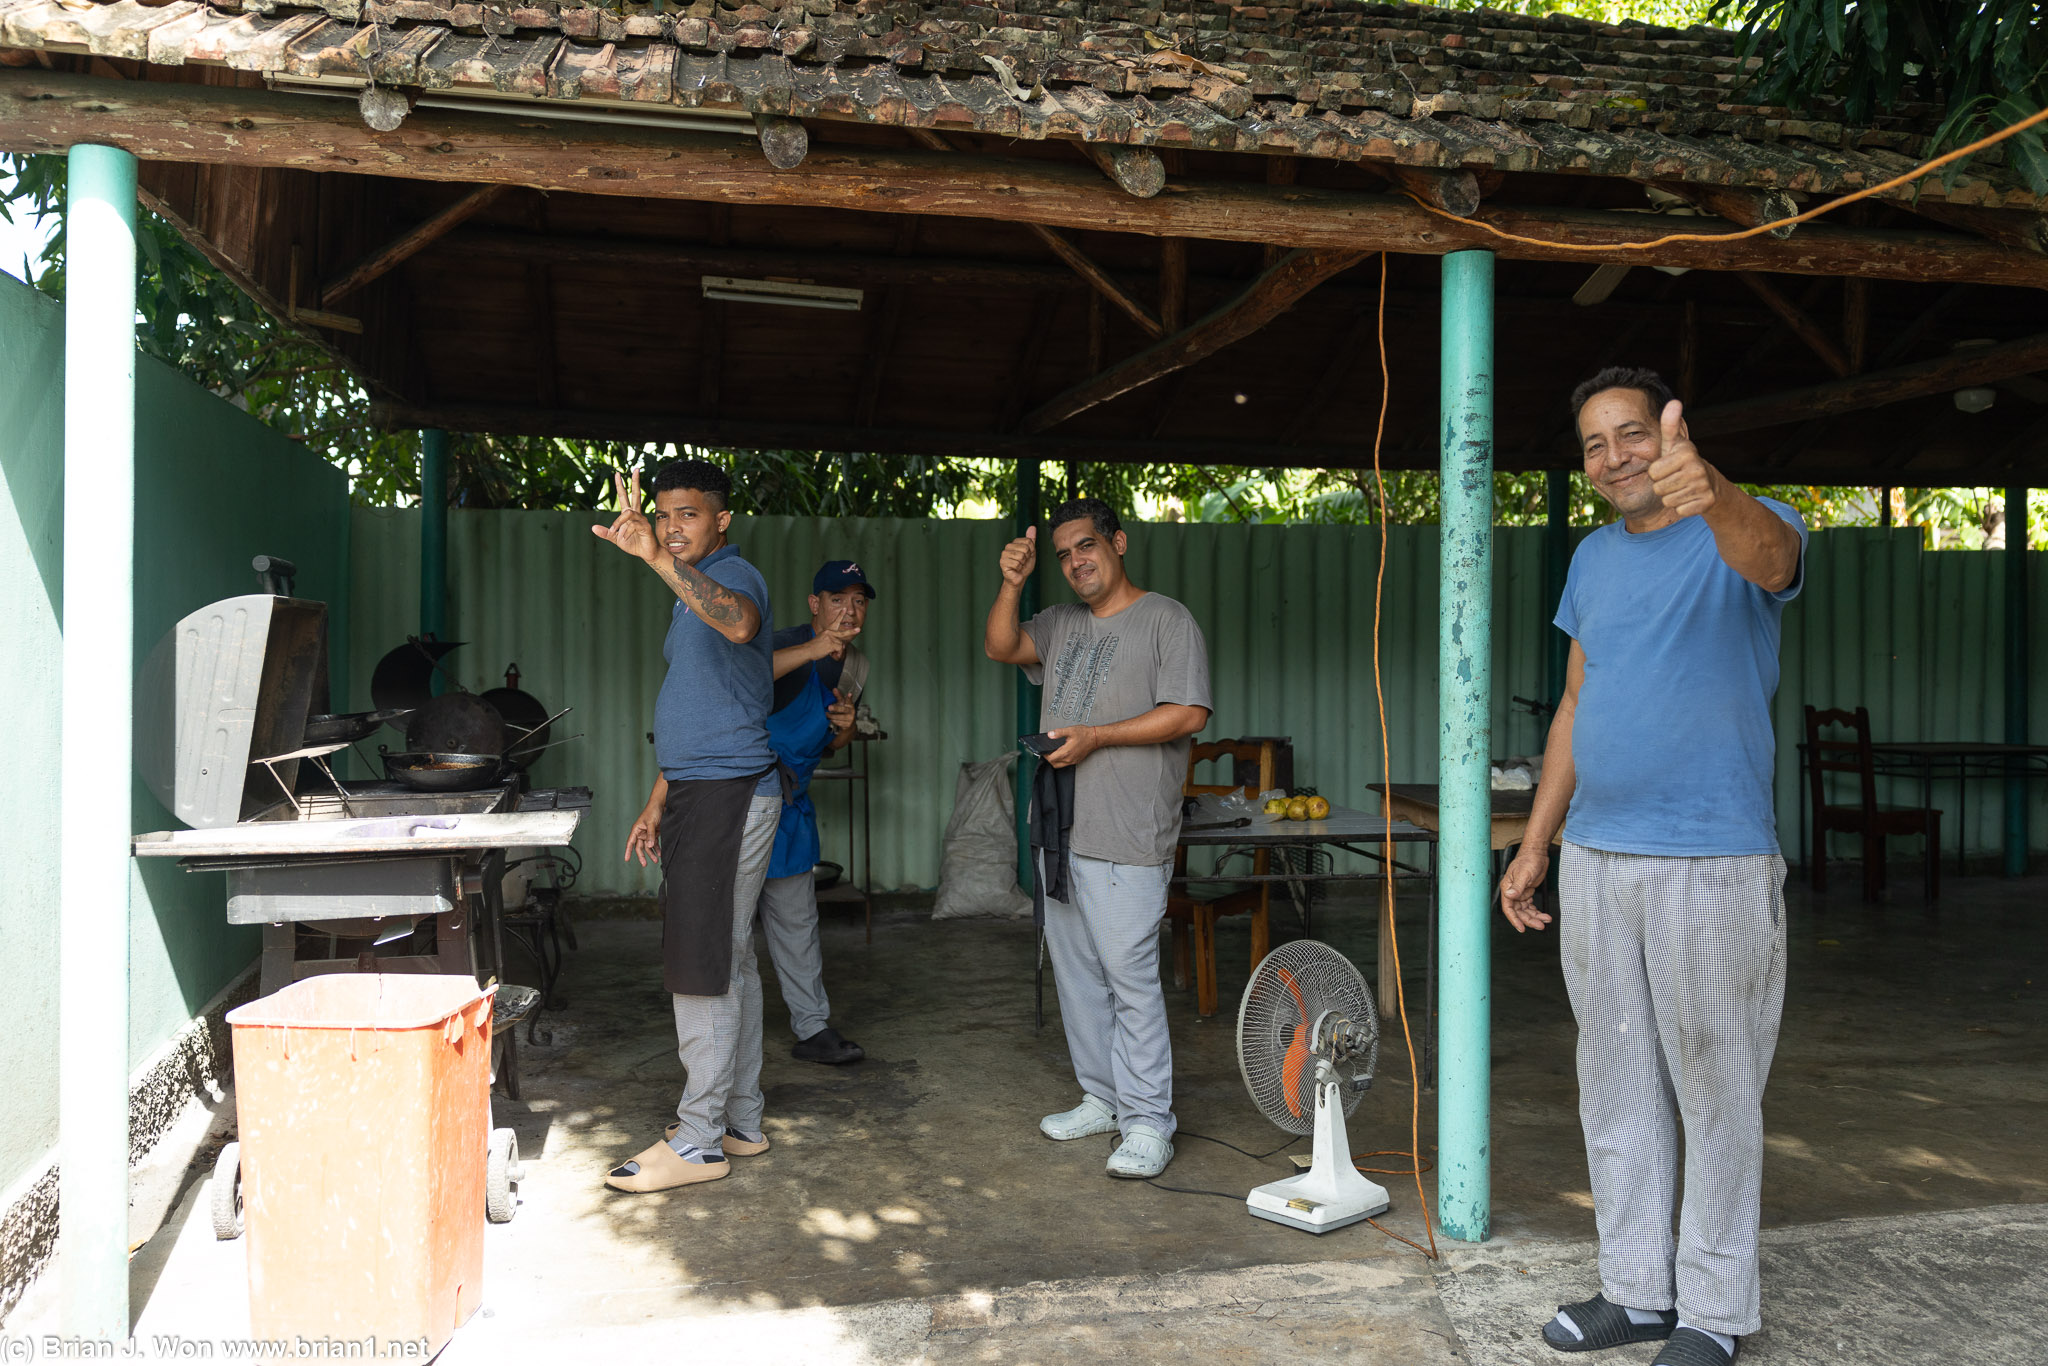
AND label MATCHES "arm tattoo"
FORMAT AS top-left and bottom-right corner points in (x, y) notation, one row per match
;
(669, 557), (746, 627)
